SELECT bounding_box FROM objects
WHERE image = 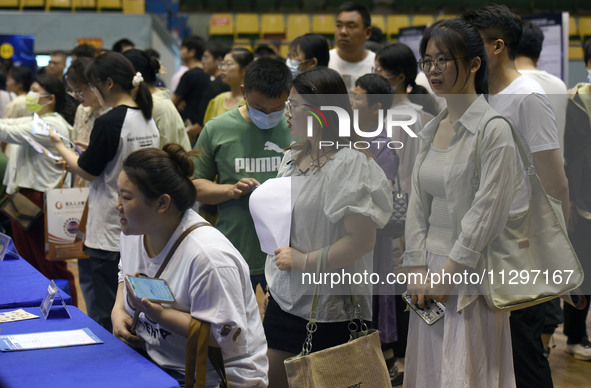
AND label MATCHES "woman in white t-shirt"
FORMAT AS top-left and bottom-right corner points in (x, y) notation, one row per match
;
(112, 144), (268, 387)
(49, 52), (159, 332)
